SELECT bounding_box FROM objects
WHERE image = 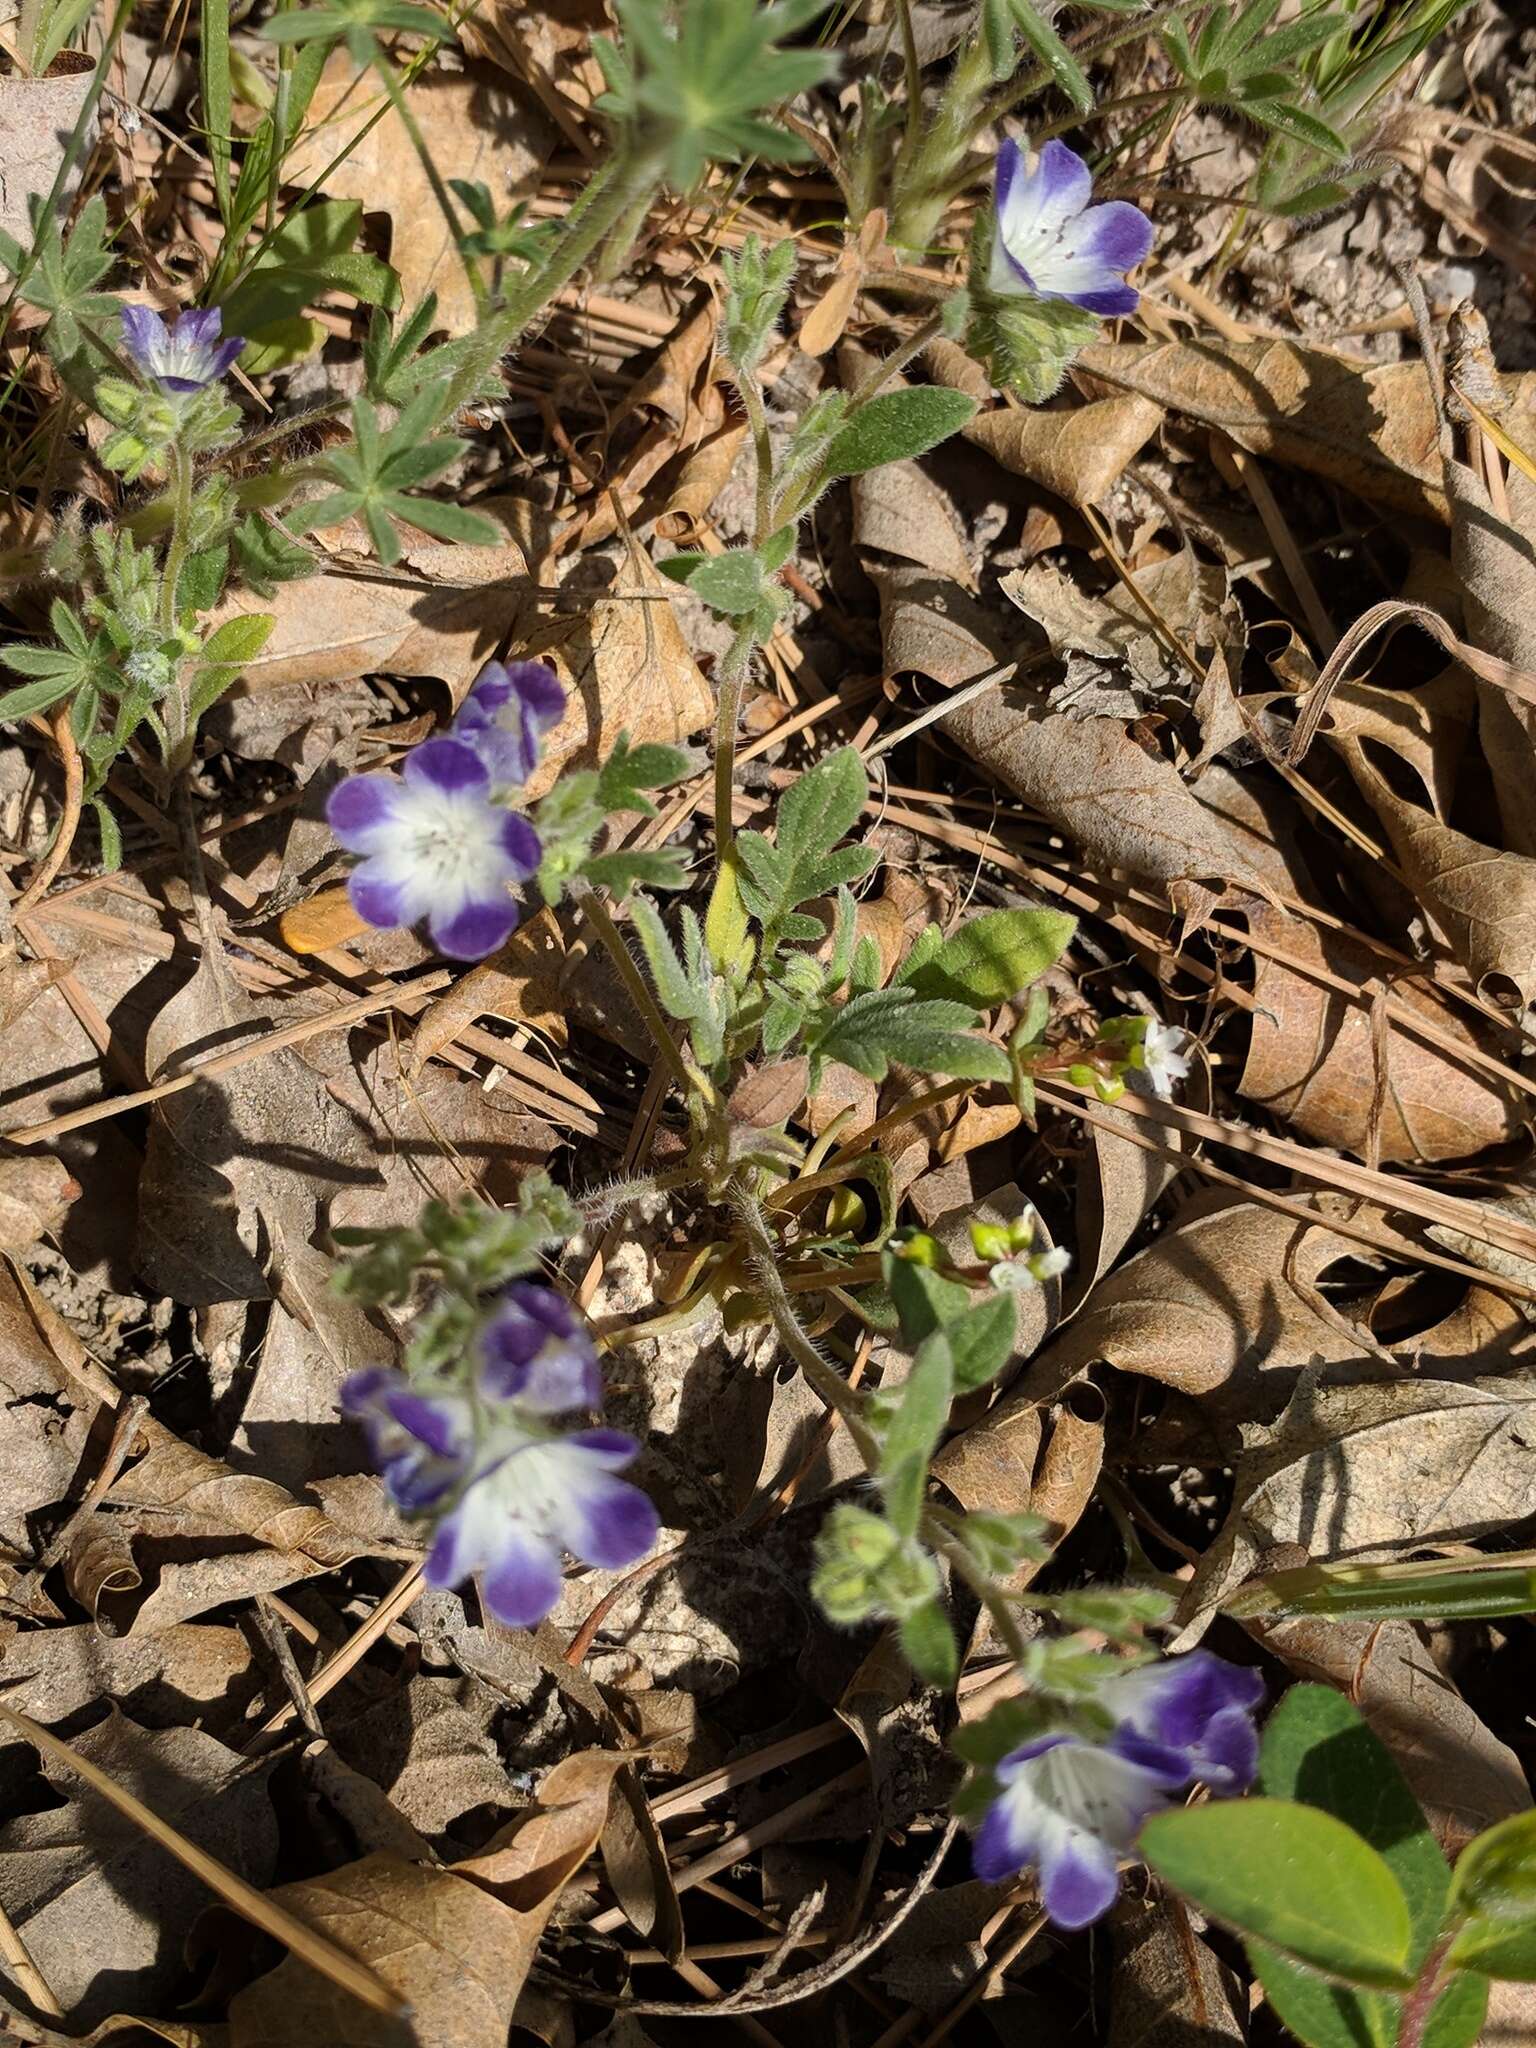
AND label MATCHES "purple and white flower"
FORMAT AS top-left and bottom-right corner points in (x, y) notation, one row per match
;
(327, 736), (539, 960)
(480, 1282), (601, 1413)
(1101, 1649), (1264, 1793)
(1140, 1017), (1191, 1099)
(342, 1283), (658, 1630)
(970, 1651), (1262, 1927)
(973, 1733), (1183, 1928)
(120, 304), (244, 393)
(452, 659), (566, 789)
(989, 137), (1153, 318)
